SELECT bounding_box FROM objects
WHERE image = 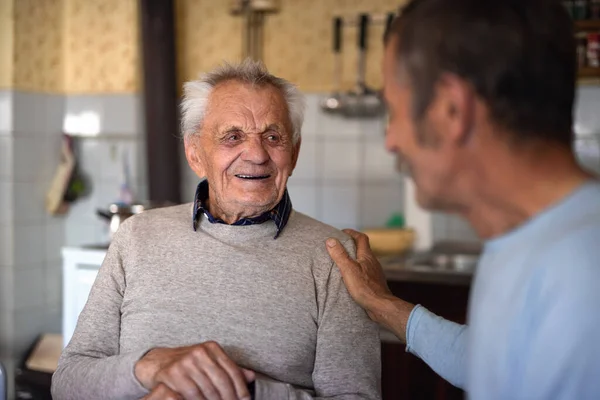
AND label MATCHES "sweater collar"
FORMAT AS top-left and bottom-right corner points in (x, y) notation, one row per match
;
(192, 179), (292, 239)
